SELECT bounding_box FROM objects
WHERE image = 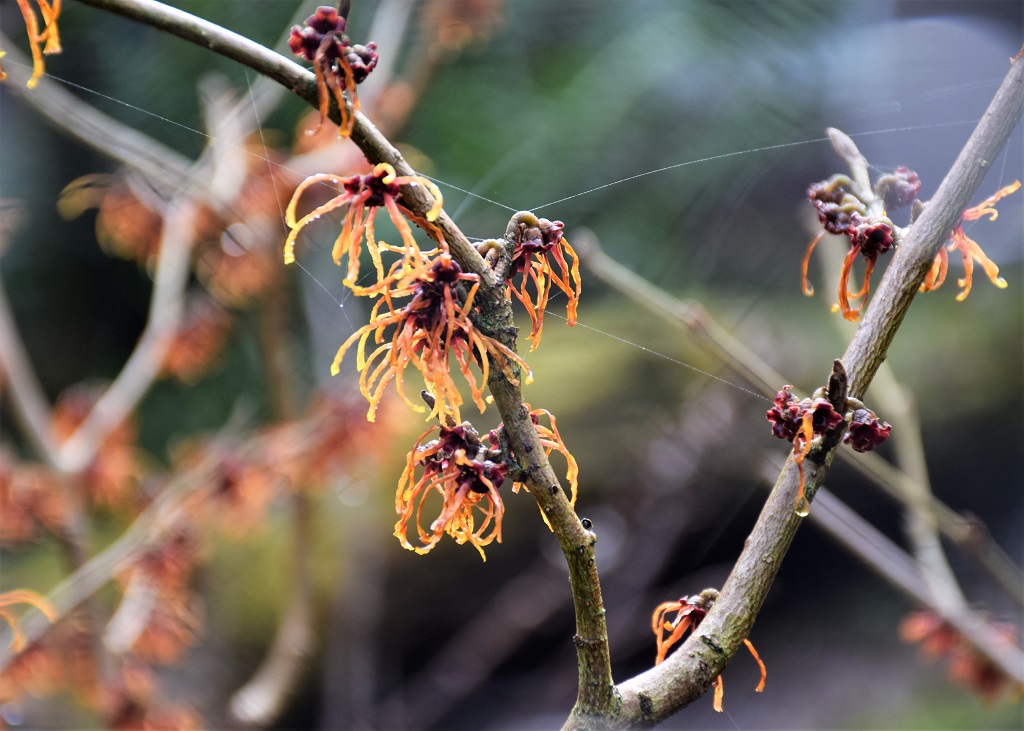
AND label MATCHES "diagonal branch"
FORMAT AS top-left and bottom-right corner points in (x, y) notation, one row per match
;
(53, 196), (194, 473)
(0, 33), (194, 194)
(612, 48), (1024, 727)
(576, 231), (1024, 606)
